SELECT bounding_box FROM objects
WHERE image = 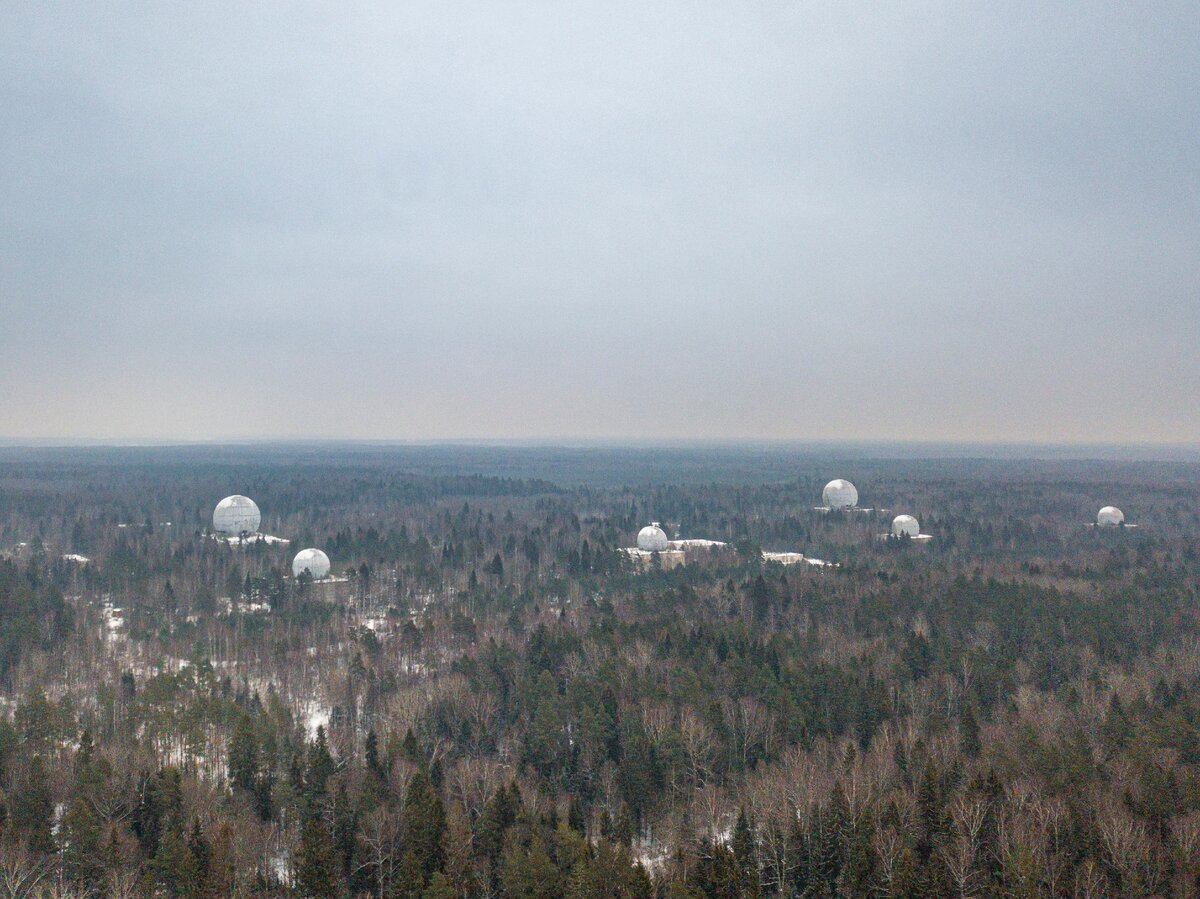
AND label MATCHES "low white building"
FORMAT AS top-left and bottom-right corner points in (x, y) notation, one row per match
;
(624, 522), (726, 569)
(762, 551), (835, 568)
